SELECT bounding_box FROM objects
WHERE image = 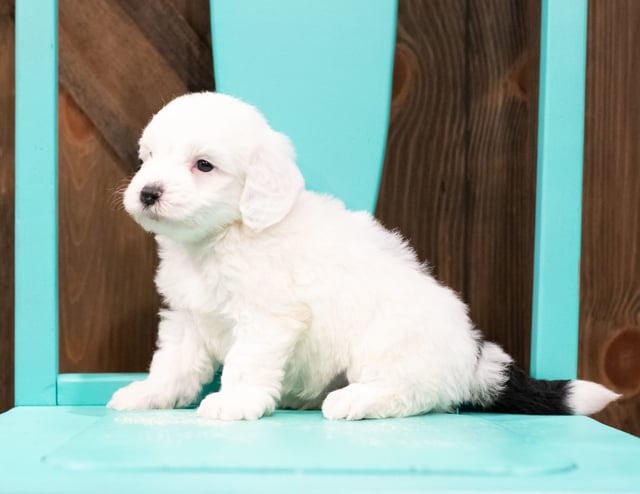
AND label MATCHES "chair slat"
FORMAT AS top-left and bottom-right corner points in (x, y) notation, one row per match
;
(14, 0), (59, 405)
(210, 0), (397, 213)
(530, 0), (588, 380)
